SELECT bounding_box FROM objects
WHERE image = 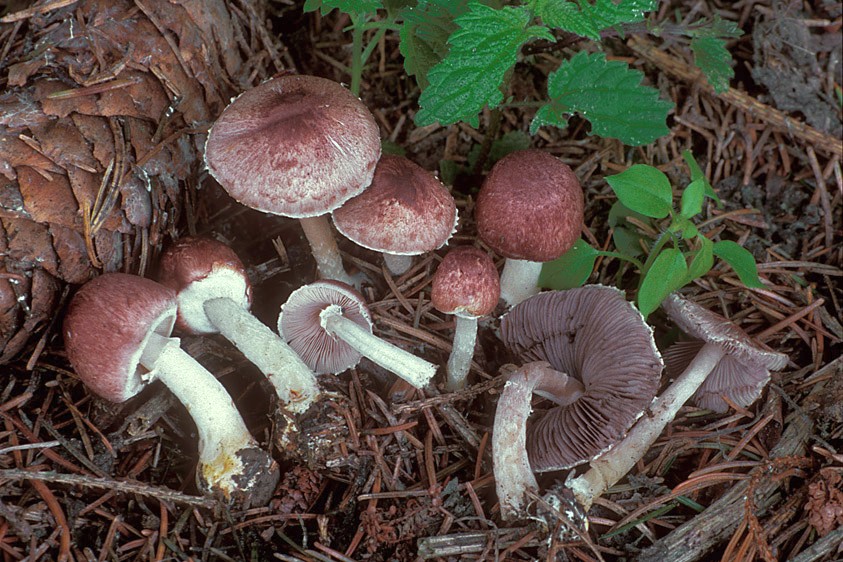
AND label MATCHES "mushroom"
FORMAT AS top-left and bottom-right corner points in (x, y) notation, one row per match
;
(566, 292), (788, 512)
(204, 74), (381, 285)
(63, 273), (279, 506)
(476, 149), (583, 307)
(157, 236), (319, 413)
(278, 280), (436, 388)
(495, 285), (662, 520)
(332, 154), (458, 275)
(430, 246), (500, 391)
(661, 292), (789, 412)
